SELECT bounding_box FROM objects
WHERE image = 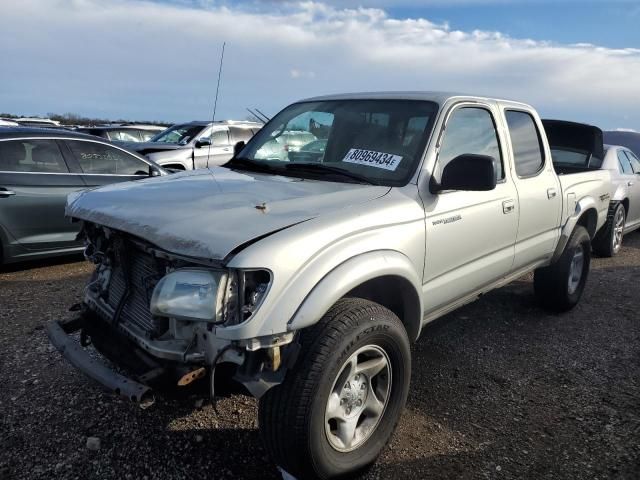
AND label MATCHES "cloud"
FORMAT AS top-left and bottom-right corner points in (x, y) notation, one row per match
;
(0, 0), (638, 129)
